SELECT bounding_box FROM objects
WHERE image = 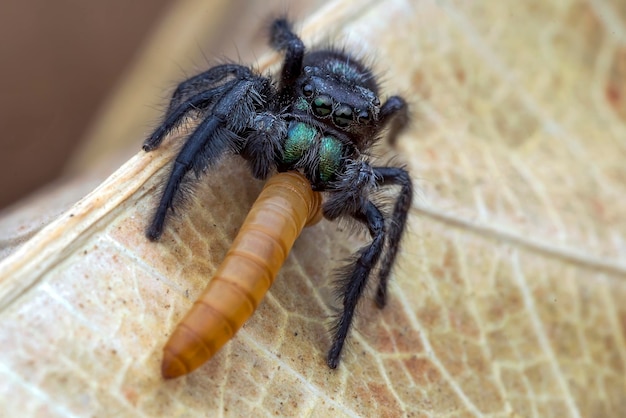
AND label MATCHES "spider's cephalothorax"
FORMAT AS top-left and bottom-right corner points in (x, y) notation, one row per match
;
(144, 19), (413, 369)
